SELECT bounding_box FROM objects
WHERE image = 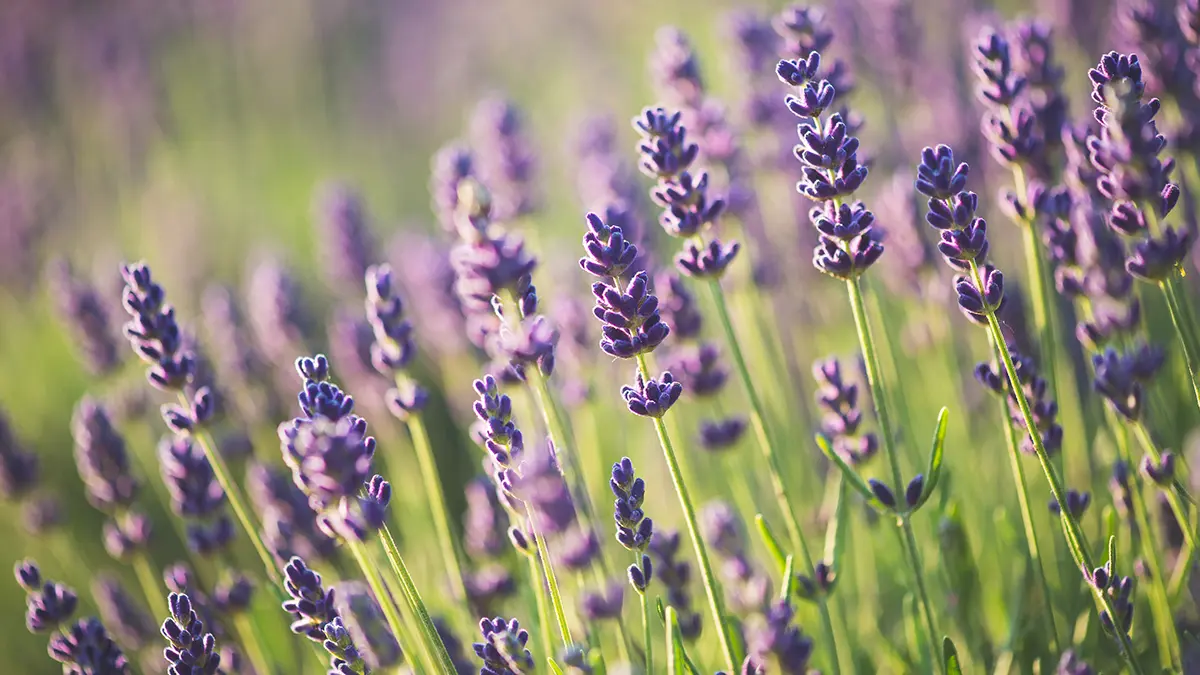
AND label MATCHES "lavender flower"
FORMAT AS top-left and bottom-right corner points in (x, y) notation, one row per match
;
(279, 355), (380, 540)
(16, 559), (77, 632)
(703, 500), (772, 614)
(1091, 344), (1164, 420)
(742, 598), (813, 674)
(469, 96), (538, 222)
(102, 510), (152, 560)
(975, 348), (1063, 455)
(431, 143), (475, 233)
(213, 572), (254, 615)
(621, 369), (683, 418)
(364, 263), (428, 419)
(72, 397), (138, 511)
(652, 530), (700, 634)
(93, 575), (155, 649)
(314, 182), (377, 295)
(663, 342), (727, 398)
(611, 457), (653, 592)
(471, 374), (525, 501)
(1088, 51), (1193, 280)
(46, 258), (123, 376)
(474, 616), (534, 675)
(245, 256), (314, 371)
(1057, 649), (1095, 674)
(282, 556), (338, 642)
(580, 580), (625, 622)
(49, 617), (130, 674)
(971, 27), (1041, 169)
(777, 51), (881, 279)
(119, 262), (195, 392)
(1049, 489), (1092, 519)
(161, 592), (220, 675)
(159, 435), (233, 556)
(201, 285), (279, 424)
(247, 462), (338, 563)
(915, 145), (1006, 324)
(466, 565), (518, 616)
(698, 417), (747, 452)
(590, 270), (670, 359)
(0, 409), (38, 501)
(814, 357), (878, 465)
(515, 441), (576, 536)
